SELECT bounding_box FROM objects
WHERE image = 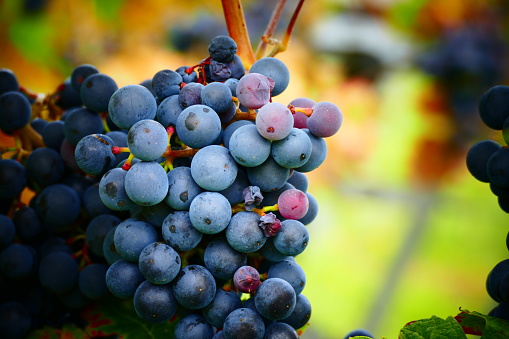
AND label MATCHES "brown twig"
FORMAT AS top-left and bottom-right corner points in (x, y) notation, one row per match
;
(266, 0), (306, 57)
(254, 0), (288, 60)
(221, 0), (256, 68)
